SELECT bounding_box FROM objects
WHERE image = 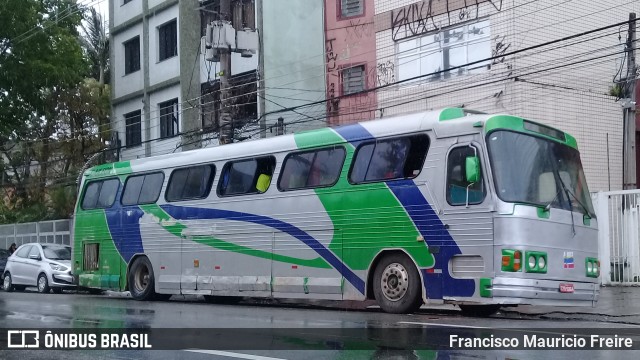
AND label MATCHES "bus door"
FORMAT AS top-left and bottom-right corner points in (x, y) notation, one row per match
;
(272, 230), (343, 300)
(438, 139), (494, 299)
